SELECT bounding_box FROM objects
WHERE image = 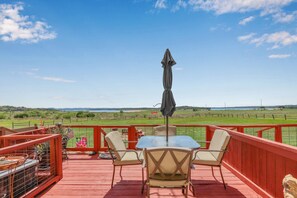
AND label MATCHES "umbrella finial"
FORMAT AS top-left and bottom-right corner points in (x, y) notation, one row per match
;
(161, 48), (176, 67)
